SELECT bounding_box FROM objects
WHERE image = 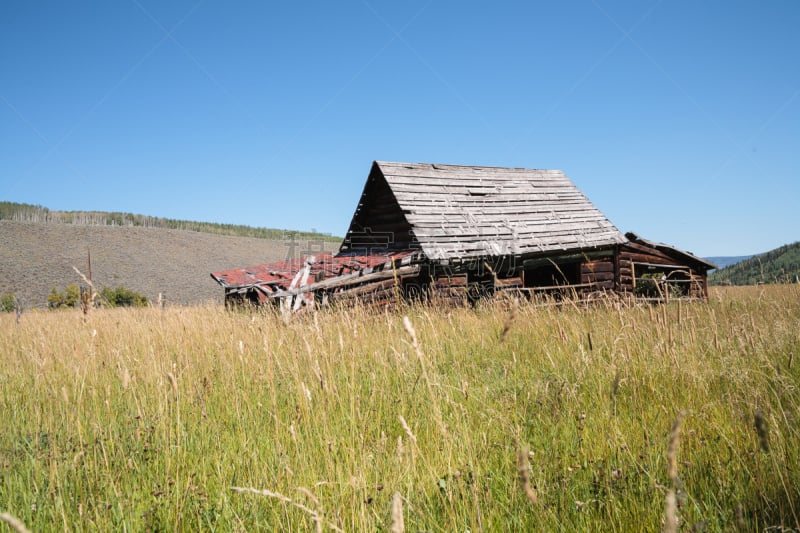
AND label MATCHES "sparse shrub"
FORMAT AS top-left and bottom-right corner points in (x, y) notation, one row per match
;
(47, 284), (82, 309)
(0, 293), (16, 312)
(100, 286), (148, 307)
(633, 272), (661, 298)
(64, 284), (80, 307)
(47, 287), (65, 309)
